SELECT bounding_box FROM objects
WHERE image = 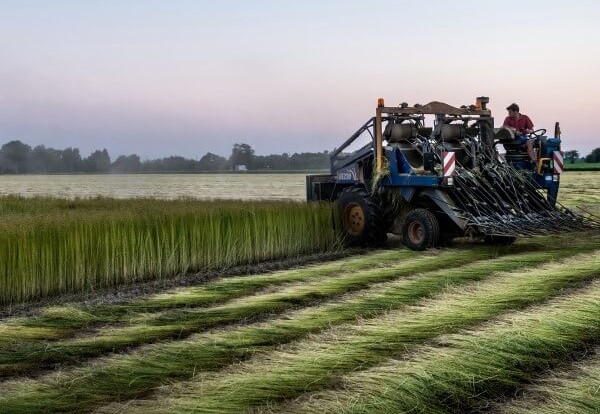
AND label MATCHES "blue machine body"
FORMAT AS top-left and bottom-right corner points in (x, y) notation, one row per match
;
(328, 137), (562, 207)
(505, 135), (562, 206)
(332, 131), (562, 199)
